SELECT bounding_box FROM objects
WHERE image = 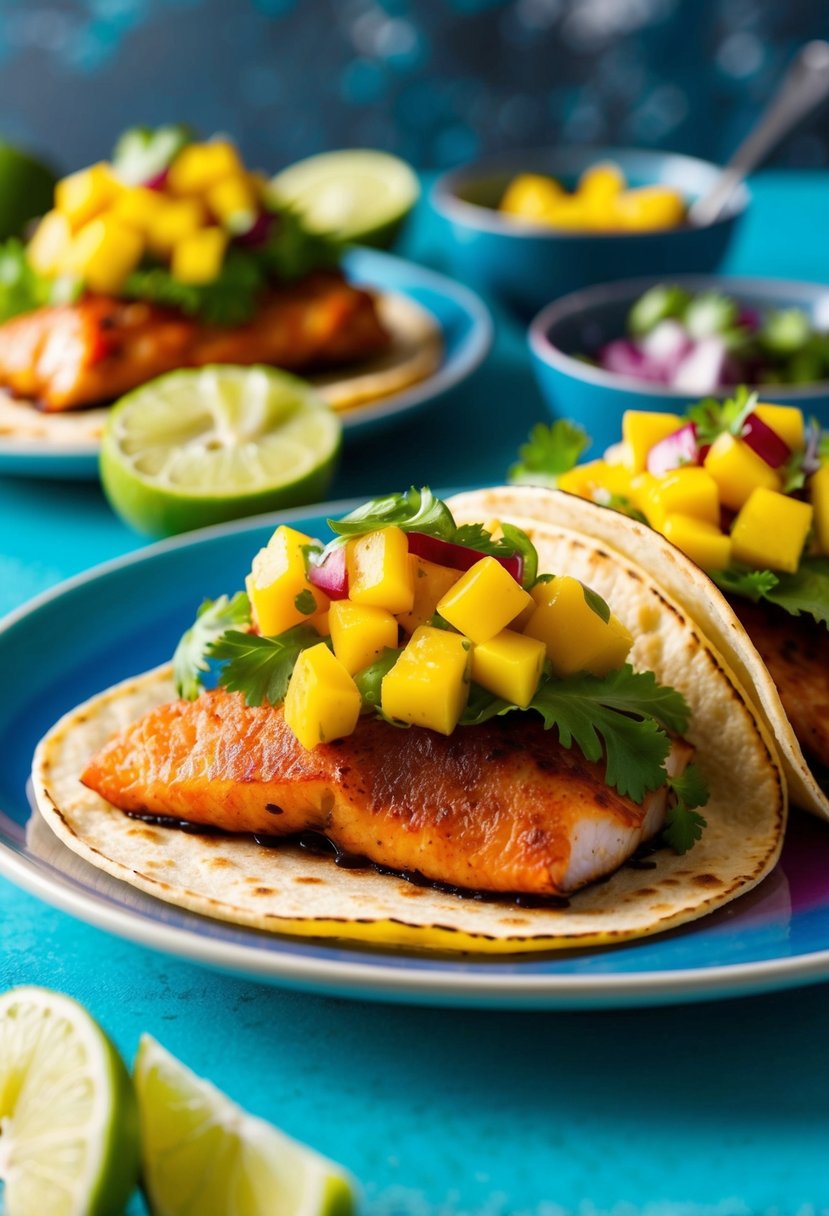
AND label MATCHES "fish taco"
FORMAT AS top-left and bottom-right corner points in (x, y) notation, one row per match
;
(32, 489), (785, 953)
